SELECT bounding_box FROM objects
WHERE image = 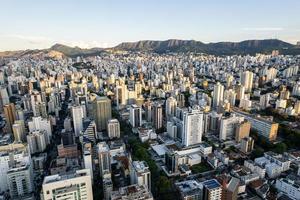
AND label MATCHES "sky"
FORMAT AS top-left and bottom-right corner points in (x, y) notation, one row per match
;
(0, 0), (299, 51)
